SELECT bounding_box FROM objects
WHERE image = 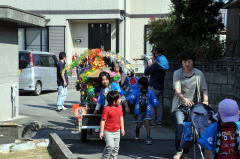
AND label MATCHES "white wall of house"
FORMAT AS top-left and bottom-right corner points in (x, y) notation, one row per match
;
(128, 18), (149, 72)
(1, 0), (172, 72)
(126, 0), (171, 72)
(70, 21), (88, 55)
(66, 21), (74, 63)
(0, 0), (124, 10)
(129, 0), (171, 14)
(65, 20), (117, 62)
